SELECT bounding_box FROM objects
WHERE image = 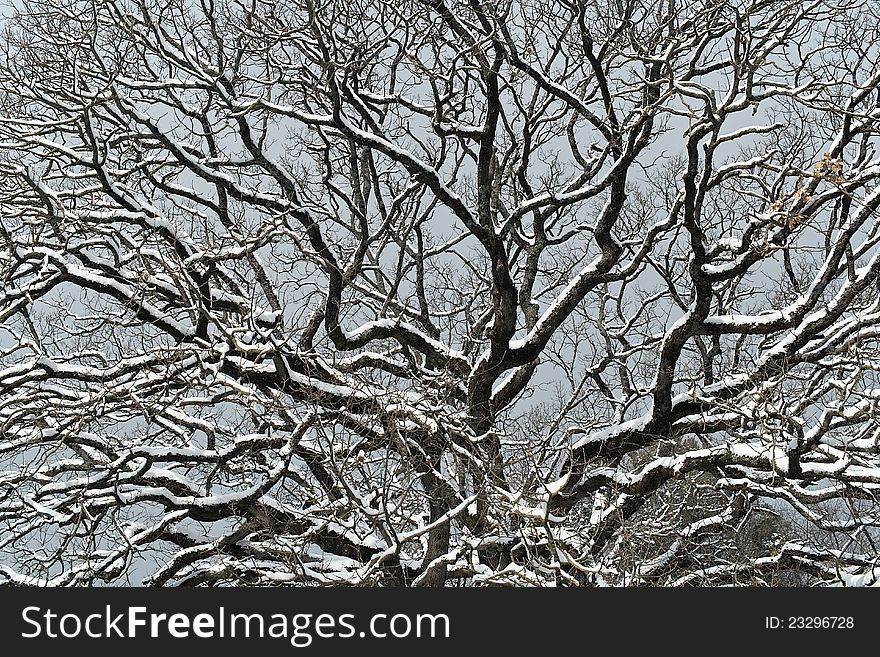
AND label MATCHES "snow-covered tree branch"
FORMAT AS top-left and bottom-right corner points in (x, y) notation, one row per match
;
(2, 0), (880, 586)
